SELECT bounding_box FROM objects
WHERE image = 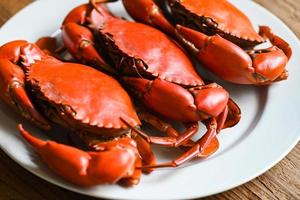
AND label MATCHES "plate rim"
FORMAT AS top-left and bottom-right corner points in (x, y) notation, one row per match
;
(0, 0), (299, 199)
